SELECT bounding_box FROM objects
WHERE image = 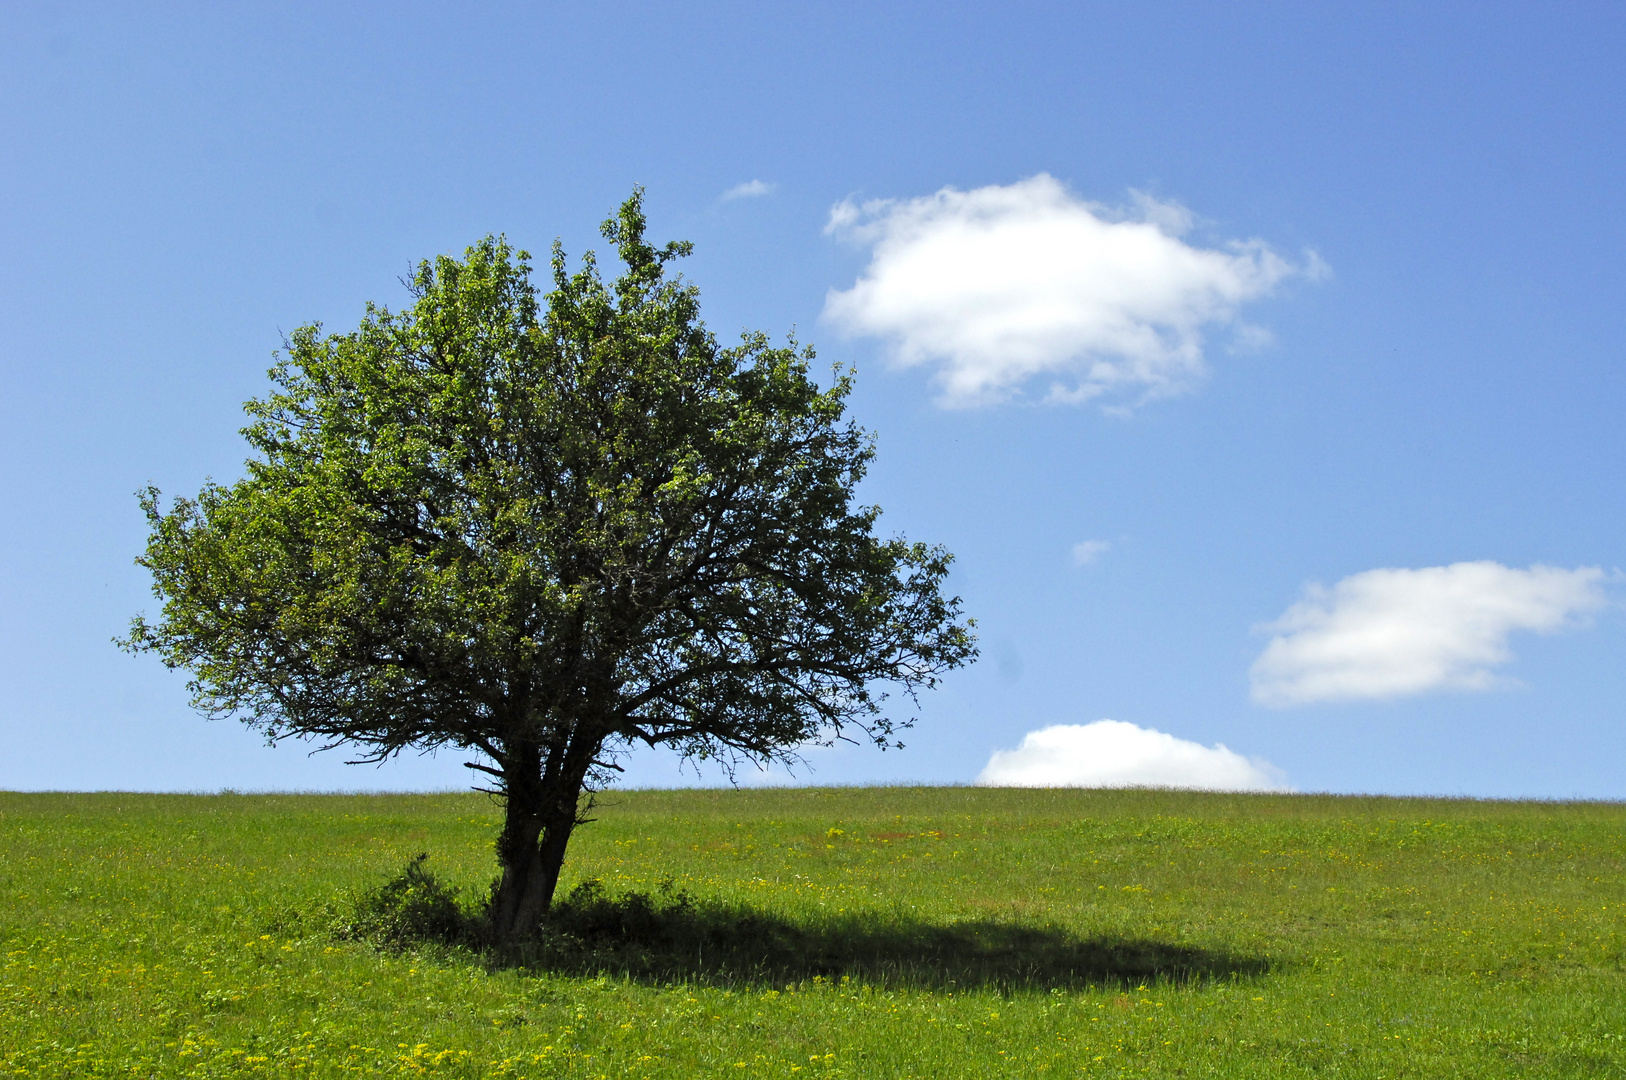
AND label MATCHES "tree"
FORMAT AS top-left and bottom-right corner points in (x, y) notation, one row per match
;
(125, 193), (976, 940)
